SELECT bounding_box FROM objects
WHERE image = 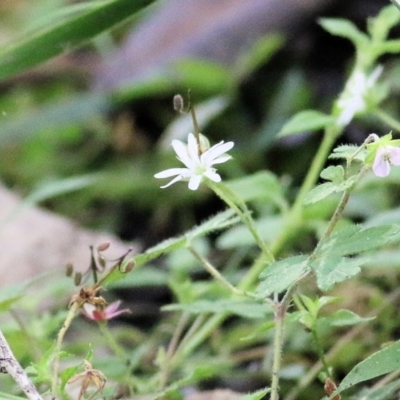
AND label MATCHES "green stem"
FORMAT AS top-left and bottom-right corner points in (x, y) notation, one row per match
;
(269, 125), (342, 256)
(374, 109), (400, 132)
(207, 180), (274, 262)
(189, 247), (258, 298)
(52, 302), (80, 396)
(98, 322), (137, 396)
(98, 322), (127, 360)
(311, 328), (330, 378)
(270, 303), (285, 400)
